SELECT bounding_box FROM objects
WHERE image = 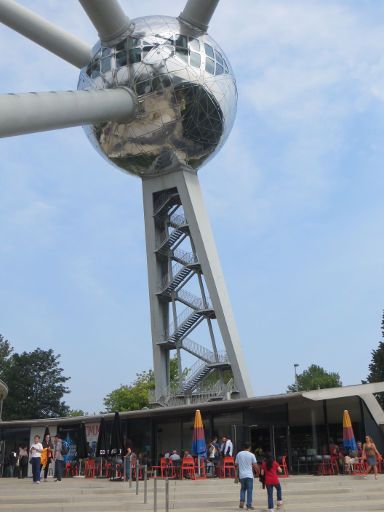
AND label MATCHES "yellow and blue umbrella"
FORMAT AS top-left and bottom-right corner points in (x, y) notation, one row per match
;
(192, 409), (206, 457)
(343, 409), (357, 453)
